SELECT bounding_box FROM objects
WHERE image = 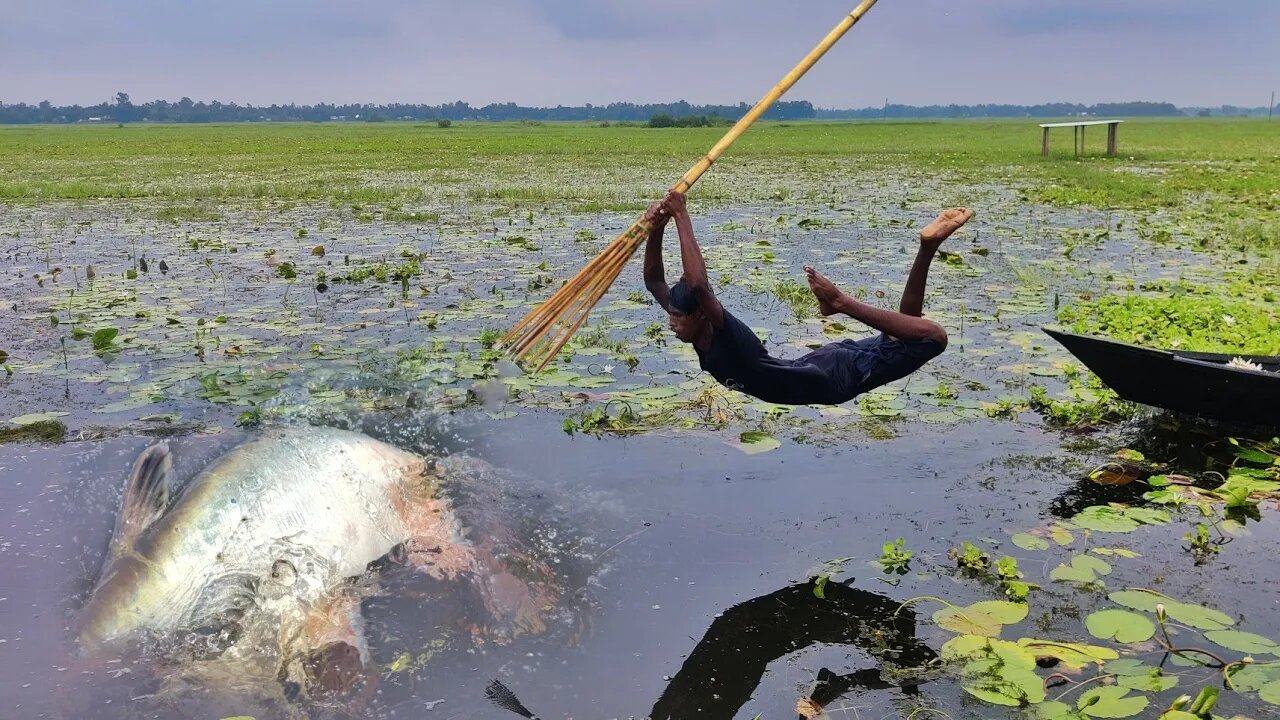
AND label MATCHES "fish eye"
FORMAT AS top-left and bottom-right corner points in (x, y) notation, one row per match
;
(270, 559), (297, 586)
